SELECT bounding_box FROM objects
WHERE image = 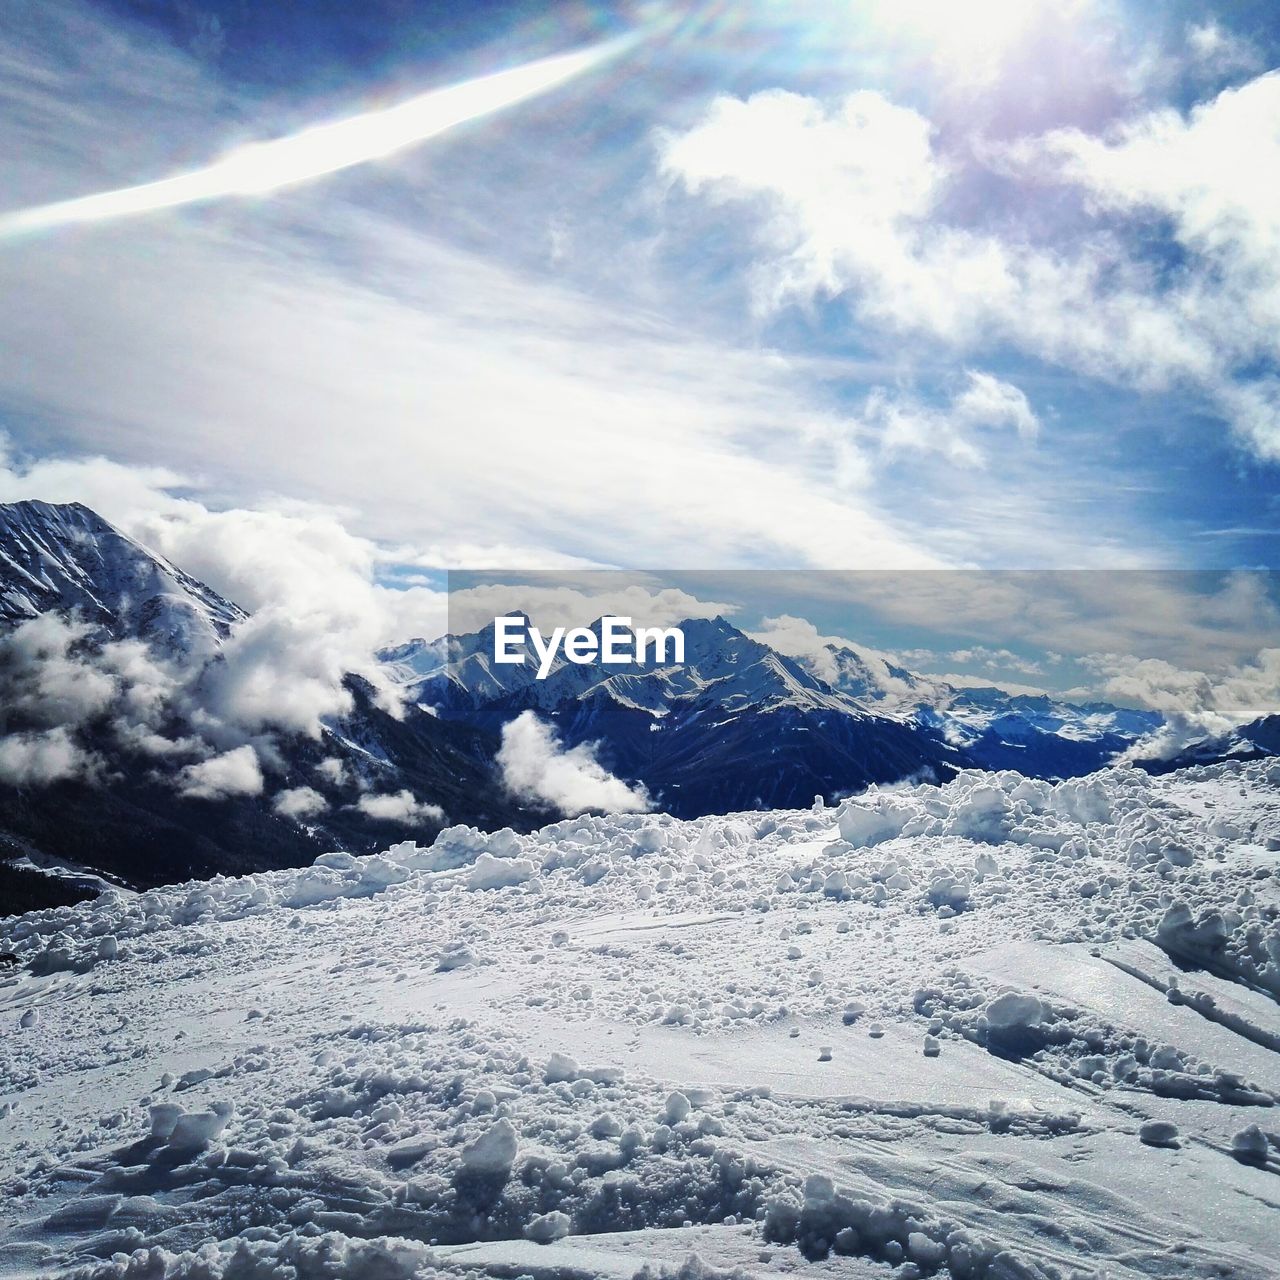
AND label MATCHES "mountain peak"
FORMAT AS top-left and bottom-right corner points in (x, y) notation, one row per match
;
(1, 497), (111, 535)
(0, 498), (245, 657)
